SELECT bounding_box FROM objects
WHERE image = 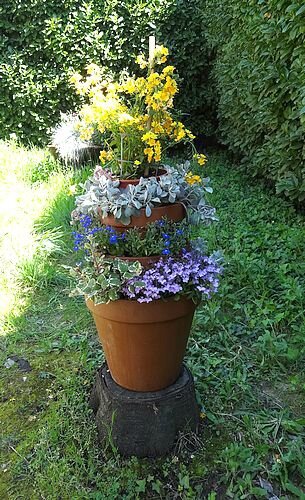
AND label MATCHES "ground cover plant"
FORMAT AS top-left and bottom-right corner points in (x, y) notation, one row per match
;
(0, 141), (305, 498)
